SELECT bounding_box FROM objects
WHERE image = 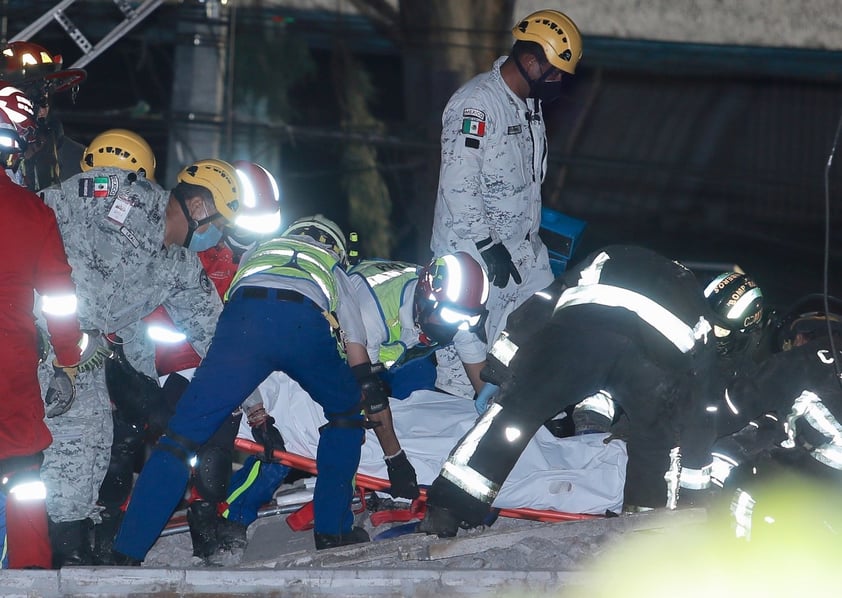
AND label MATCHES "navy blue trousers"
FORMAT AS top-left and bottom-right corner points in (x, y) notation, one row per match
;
(114, 288), (363, 560)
